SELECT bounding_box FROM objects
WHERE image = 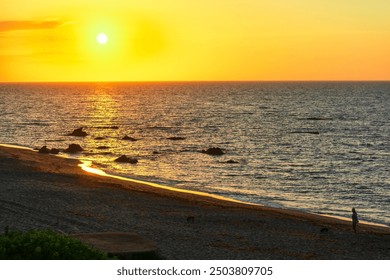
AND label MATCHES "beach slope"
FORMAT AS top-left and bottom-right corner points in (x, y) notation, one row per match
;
(1, 145), (389, 259)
